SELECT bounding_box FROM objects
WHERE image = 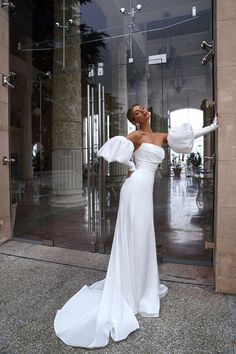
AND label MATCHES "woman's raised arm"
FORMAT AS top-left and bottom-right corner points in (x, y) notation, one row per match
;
(166, 113), (221, 154)
(193, 112), (221, 139)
